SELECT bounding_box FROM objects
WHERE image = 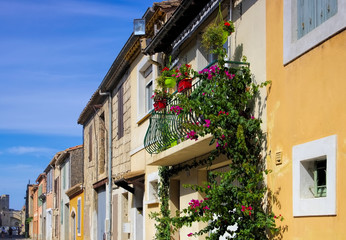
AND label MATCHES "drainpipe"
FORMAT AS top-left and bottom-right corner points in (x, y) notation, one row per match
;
(99, 90), (112, 240)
